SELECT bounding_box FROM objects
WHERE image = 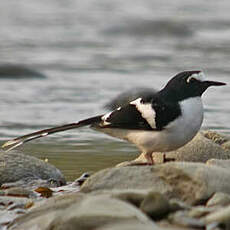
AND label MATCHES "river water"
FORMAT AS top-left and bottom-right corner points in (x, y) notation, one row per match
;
(0, 0), (230, 180)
